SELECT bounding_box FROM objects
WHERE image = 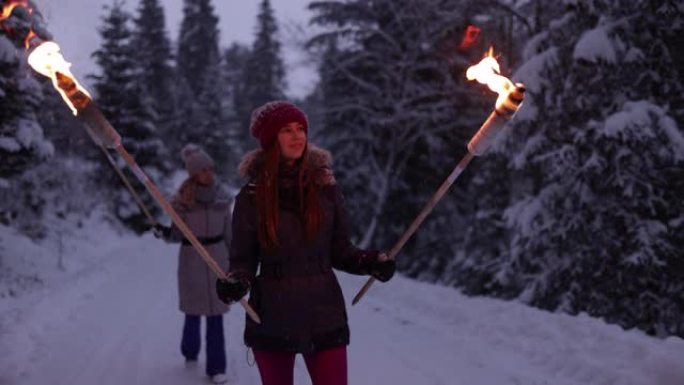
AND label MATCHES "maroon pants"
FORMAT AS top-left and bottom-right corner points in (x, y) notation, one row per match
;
(253, 346), (347, 385)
